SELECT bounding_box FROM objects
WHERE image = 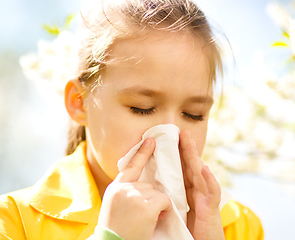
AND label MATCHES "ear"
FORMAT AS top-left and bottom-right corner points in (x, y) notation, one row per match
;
(64, 78), (87, 126)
